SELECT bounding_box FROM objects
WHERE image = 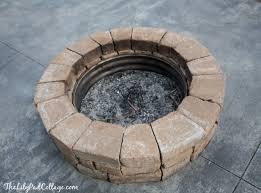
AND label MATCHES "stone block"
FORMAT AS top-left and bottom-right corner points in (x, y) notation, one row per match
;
(39, 63), (72, 84)
(50, 113), (91, 163)
(73, 121), (124, 168)
(110, 27), (132, 52)
(34, 82), (65, 105)
(151, 112), (205, 167)
(187, 55), (222, 75)
(77, 164), (107, 180)
(132, 27), (166, 52)
(158, 31), (186, 56)
(37, 96), (76, 132)
(191, 124), (217, 160)
(68, 36), (102, 68)
(190, 74), (225, 107)
(178, 96), (220, 132)
(90, 31), (116, 55)
(109, 169), (161, 183)
(121, 124), (160, 169)
(175, 39), (210, 61)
